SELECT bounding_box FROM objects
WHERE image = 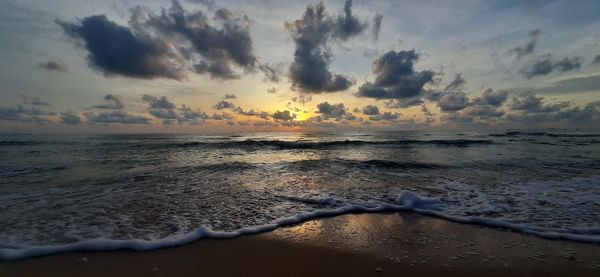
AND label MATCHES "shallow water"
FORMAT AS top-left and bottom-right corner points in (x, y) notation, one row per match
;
(1, 131), (600, 258)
